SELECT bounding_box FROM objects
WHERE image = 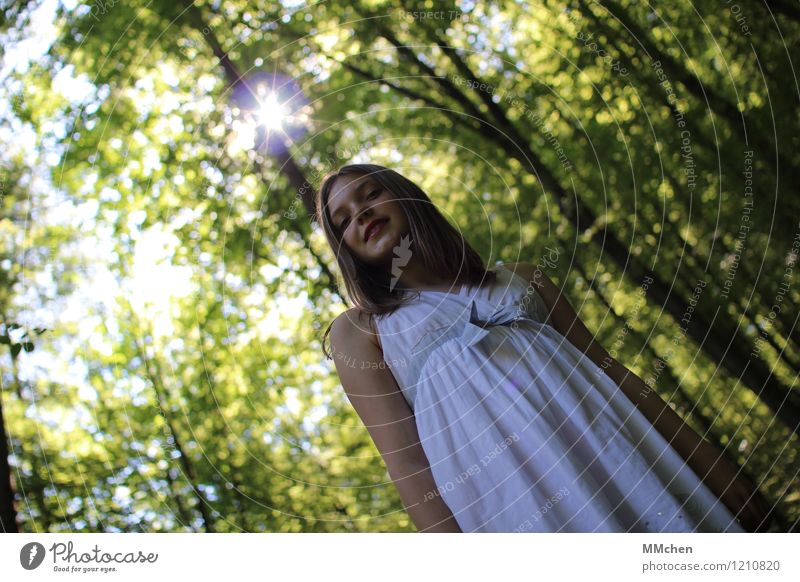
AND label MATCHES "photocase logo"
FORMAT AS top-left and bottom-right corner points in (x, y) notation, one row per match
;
(389, 234), (413, 291)
(20, 542), (46, 570)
